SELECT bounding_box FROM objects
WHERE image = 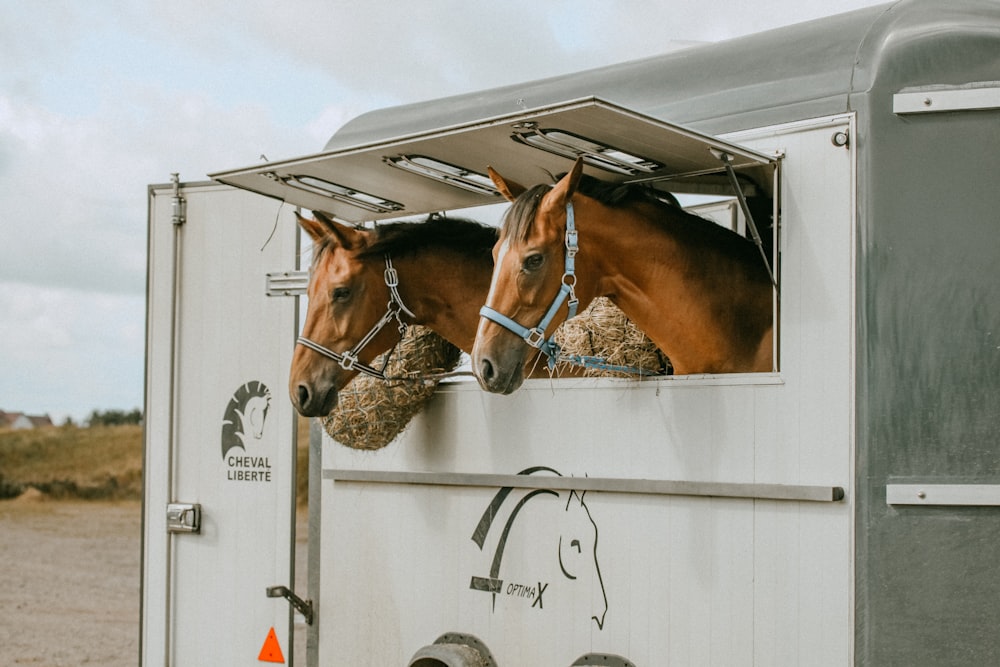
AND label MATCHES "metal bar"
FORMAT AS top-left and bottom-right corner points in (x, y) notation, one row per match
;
(894, 85), (1000, 114)
(712, 150), (778, 291)
(886, 484), (1000, 506)
(325, 469), (845, 503)
(165, 175), (185, 666)
(266, 586), (314, 626)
